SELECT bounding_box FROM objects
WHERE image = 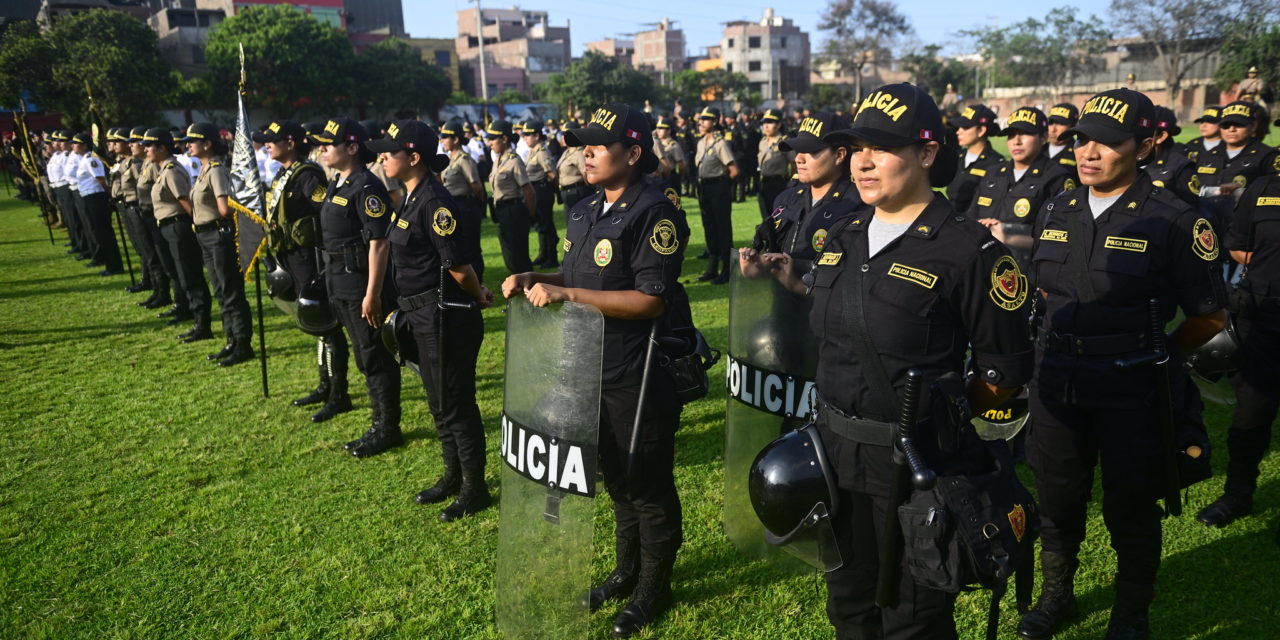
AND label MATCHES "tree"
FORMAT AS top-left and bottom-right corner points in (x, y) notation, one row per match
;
(0, 21), (56, 111)
(805, 84), (851, 111)
(669, 69), (751, 107)
(355, 38), (450, 120)
(205, 5), (355, 118)
(540, 51), (659, 112)
(962, 8), (1111, 91)
(1215, 24), (1280, 99)
(899, 45), (975, 103)
(816, 0), (912, 102)
(491, 89), (531, 104)
(1110, 0), (1279, 104)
